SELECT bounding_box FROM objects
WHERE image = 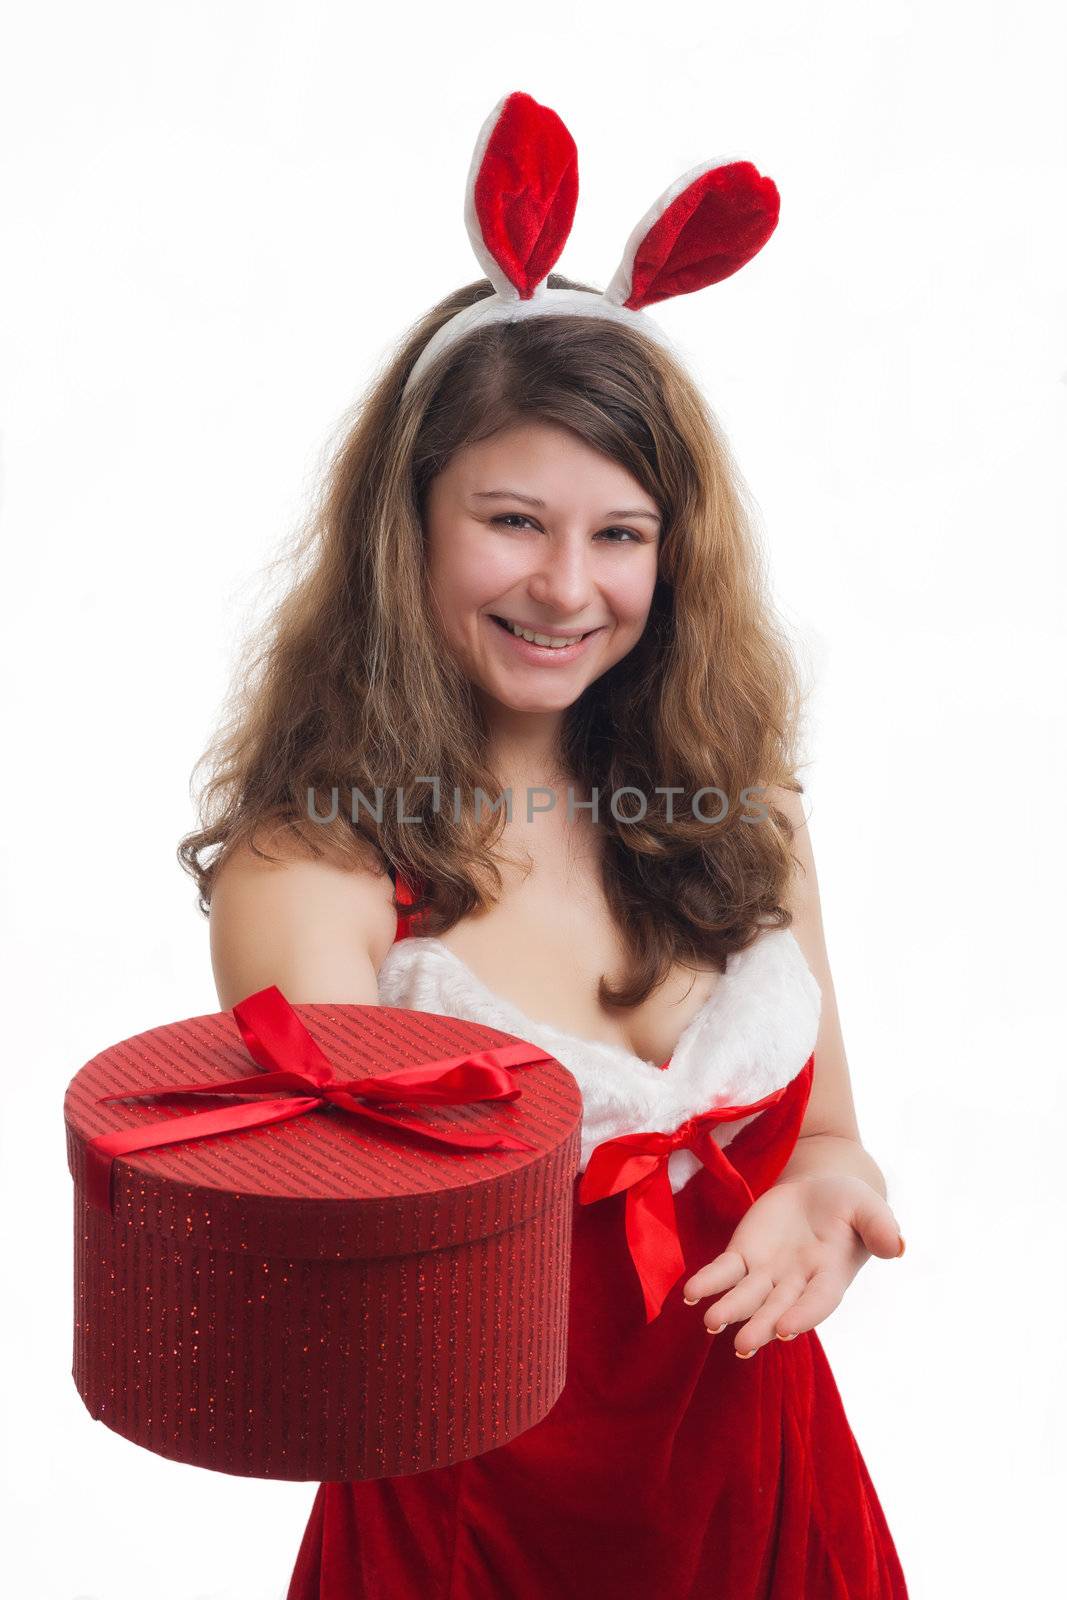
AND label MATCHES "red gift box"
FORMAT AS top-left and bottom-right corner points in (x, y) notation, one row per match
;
(63, 987), (582, 1482)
